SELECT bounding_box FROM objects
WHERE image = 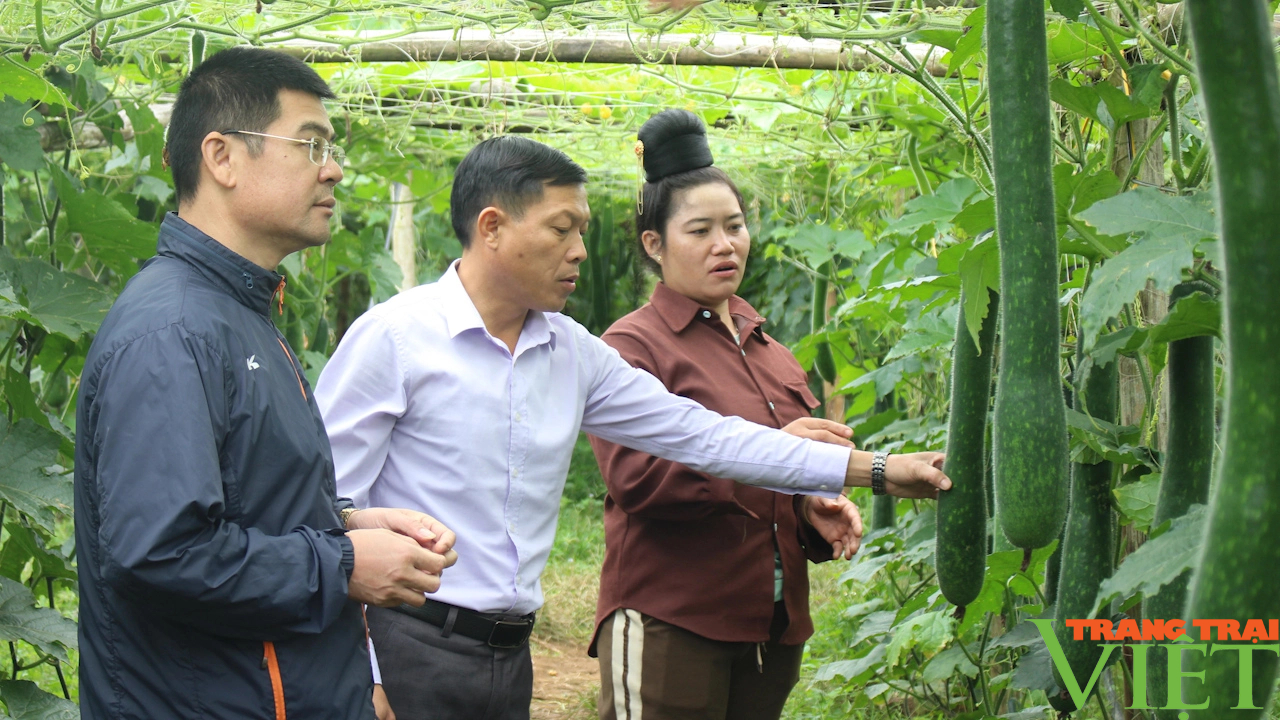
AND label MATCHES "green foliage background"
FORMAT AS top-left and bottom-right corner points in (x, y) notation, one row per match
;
(0, 0), (1261, 717)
